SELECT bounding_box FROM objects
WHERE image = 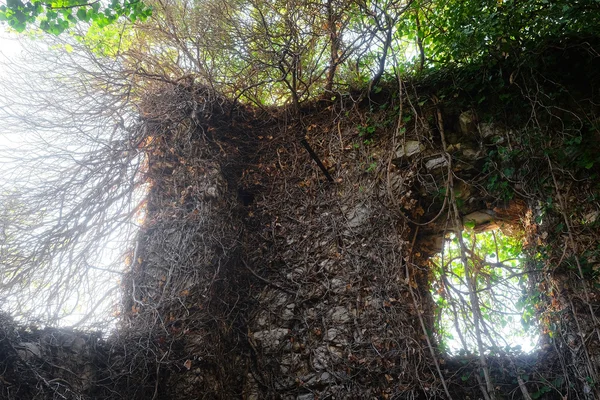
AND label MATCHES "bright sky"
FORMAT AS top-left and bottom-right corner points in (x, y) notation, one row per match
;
(0, 26), (22, 66)
(0, 27), (30, 173)
(0, 24), (141, 330)
(432, 230), (539, 355)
